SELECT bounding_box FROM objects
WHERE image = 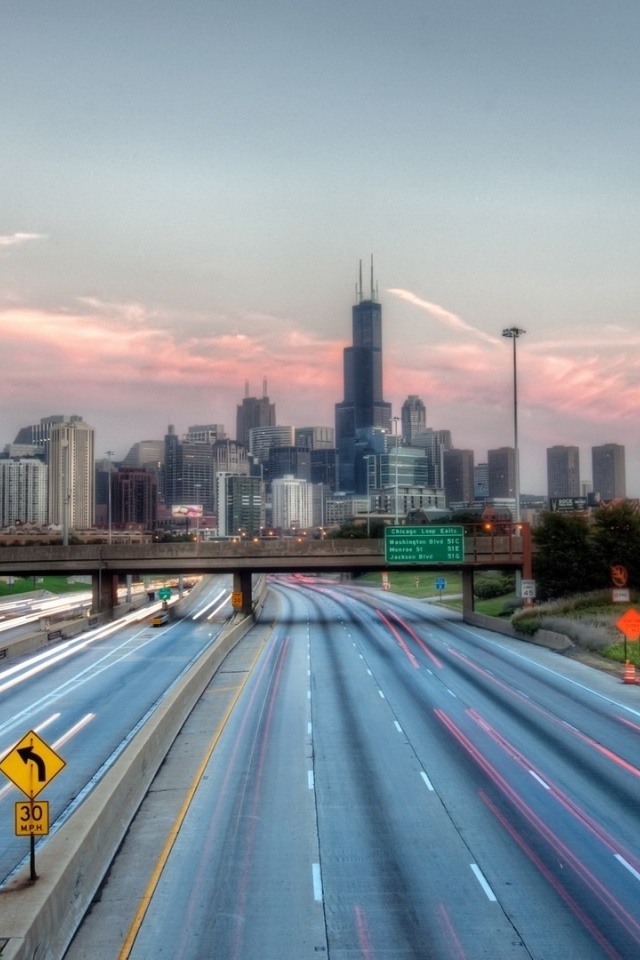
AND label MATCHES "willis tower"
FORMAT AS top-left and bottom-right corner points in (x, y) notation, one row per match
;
(335, 258), (392, 492)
